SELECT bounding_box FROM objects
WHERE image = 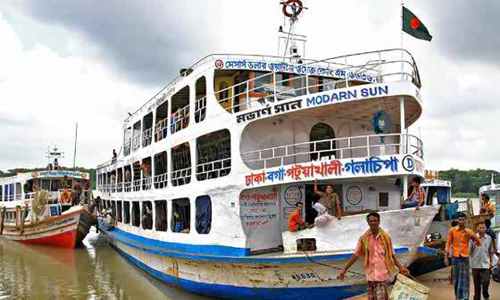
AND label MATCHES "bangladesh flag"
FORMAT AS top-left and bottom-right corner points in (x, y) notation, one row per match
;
(402, 6), (432, 41)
